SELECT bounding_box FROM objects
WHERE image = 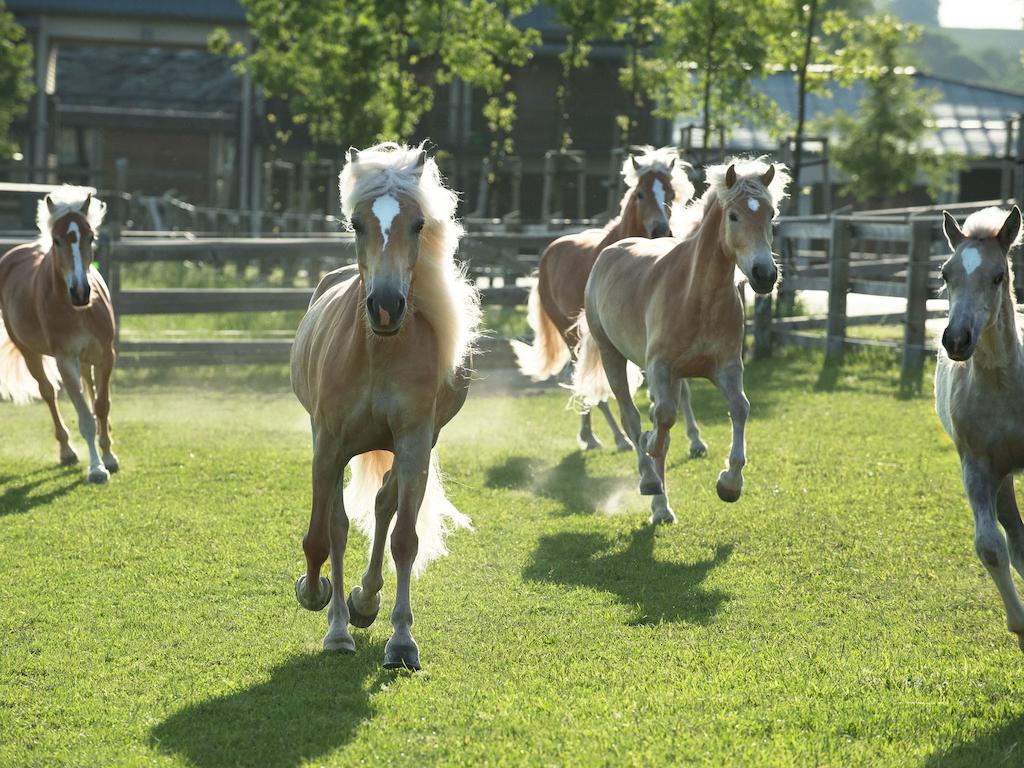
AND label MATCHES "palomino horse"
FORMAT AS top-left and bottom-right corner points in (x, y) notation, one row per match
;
(0, 187), (118, 483)
(291, 143), (479, 670)
(512, 146), (707, 455)
(936, 205), (1024, 649)
(573, 159), (789, 523)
